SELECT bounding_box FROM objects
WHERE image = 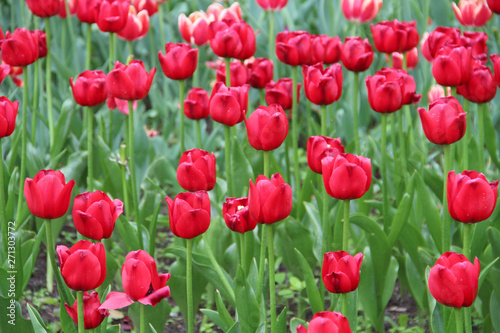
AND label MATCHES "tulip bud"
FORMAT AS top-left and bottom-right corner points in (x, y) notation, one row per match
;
(158, 43), (198, 81)
(248, 173), (292, 224)
(302, 63), (343, 105)
(309, 35), (342, 65)
(265, 78), (301, 111)
(275, 31), (312, 66)
(427, 85), (451, 104)
(70, 70), (108, 107)
(426, 27), (462, 60)
(117, 6), (150, 41)
(246, 58), (274, 89)
(165, 191), (211, 239)
(322, 251), (363, 293)
(106, 60), (156, 101)
(58, 0), (78, 18)
(216, 61), (248, 87)
(457, 59), (497, 103)
(256, 0), (288, 11)
(461, 31), (488, 57)
(95, 0), (130, 33)
(184, 87), (210, 120)
(388, 47), (419, 70)
(491, 54), (500, 86)
(340, 37), (374, 72)
(133, 0), (158, 16)
(207, 3), (242, 23)
(307, 136), (345, 174)
(76, 0), (102, 24)
(26, 0), (60, 17)
(377, 68), (421, 105)
(245, 104), (288, 151)
(365, 68), (405, 113)
(452, 0), (492, 27)
(0, 97), (19, 138)
(223, 197), (257, 233)
(65, 292), (110, 329)
(177, 149), (216, 192)
(371, 20), (420, 54)
(209, 82), (249, 126)
(1, 28), (39, 67)
(297, 311), (352, 333)
(341, 0), (383, 23)
(208, 20), (256, 60)
(432, 45), (472, 87)
(32, 30), (47, 59)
